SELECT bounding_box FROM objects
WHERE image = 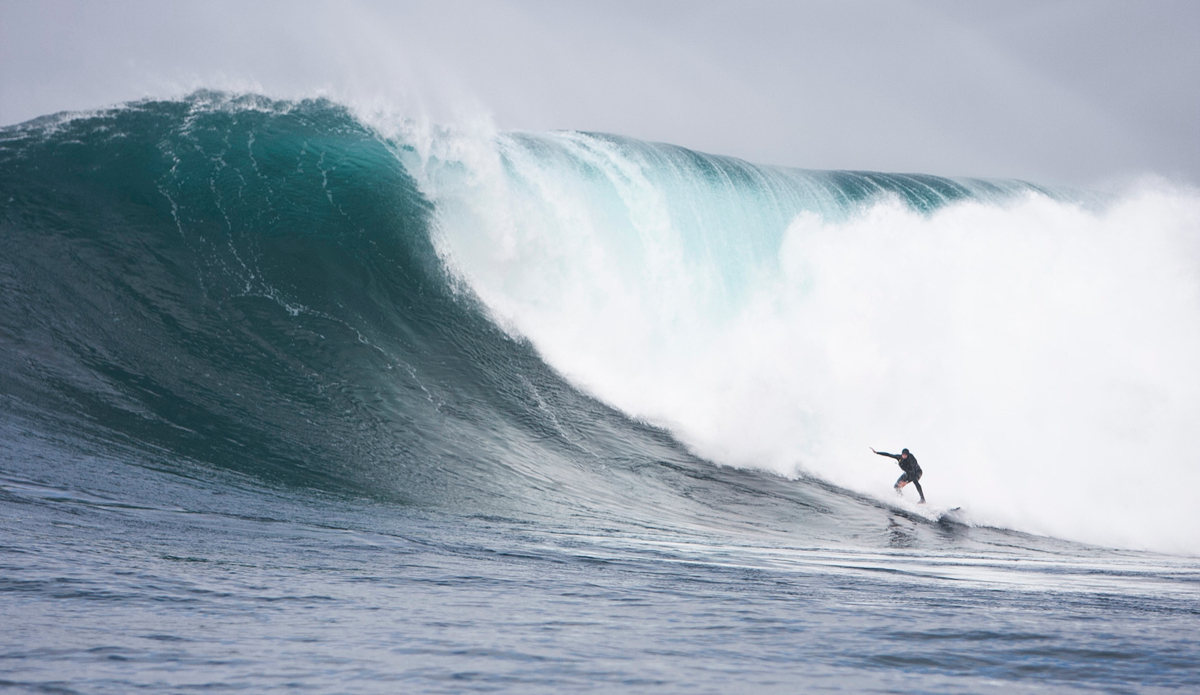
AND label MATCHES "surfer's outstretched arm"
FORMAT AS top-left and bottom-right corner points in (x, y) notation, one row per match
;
(872, 448), (900, 460)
